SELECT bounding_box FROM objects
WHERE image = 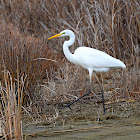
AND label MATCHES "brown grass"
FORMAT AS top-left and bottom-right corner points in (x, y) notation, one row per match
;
(0, 64), (25, 139)
(0, 0), (139, 134)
